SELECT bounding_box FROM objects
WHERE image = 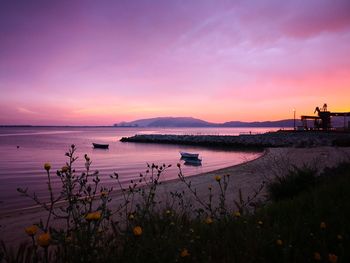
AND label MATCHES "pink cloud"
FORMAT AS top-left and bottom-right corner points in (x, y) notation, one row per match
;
(0, 0), (350, 124)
